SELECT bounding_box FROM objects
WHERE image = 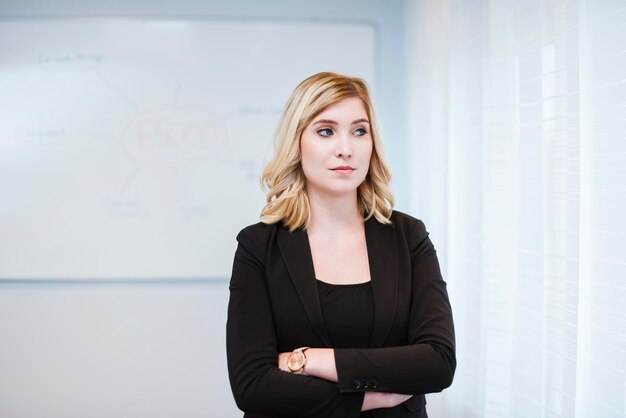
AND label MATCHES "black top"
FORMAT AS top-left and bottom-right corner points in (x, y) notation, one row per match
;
(316, 279), (375, 348)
